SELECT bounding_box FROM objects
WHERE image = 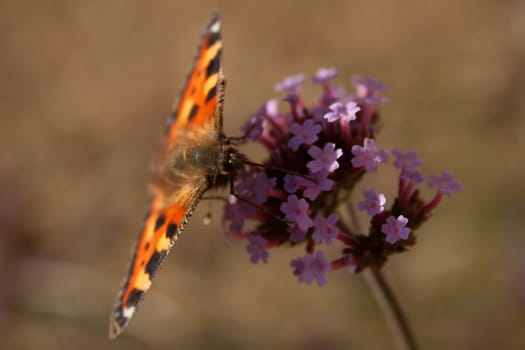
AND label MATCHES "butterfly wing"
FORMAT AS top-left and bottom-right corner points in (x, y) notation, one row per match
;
(109, 182), (208, 338)
(165, 13), (224, 145)
(109, 14), (224, 339)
